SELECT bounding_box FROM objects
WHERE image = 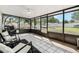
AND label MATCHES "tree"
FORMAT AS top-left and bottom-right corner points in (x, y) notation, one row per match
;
(24, 19), (29, 24)
(64, 20), (68, 23)
(48, 17), (59, 23)
(20, 18), (29, 24)
(72, 11), (79, 20)
(70, 20), (74, 23)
